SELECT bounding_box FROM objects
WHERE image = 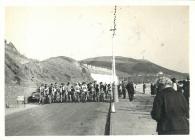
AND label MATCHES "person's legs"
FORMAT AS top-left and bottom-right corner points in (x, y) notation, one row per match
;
(129, 94), (132, 101)
(129, 93), (133, 102)
(128, 92), (131, 101)
(68, 92), (71, 102)
(39, 95), (42, 104)
(48, 95), (52, 104)
(42, 96), (45, 104)
(123, 89), (126, 99)
(60, 94), (63, 103)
